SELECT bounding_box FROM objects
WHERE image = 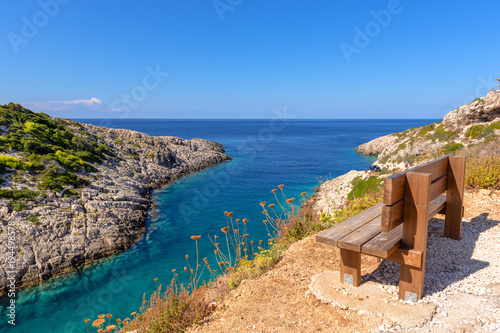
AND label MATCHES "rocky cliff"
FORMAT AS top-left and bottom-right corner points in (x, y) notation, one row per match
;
(0, 114), (230, 293)
(355, 90), (500, 171)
